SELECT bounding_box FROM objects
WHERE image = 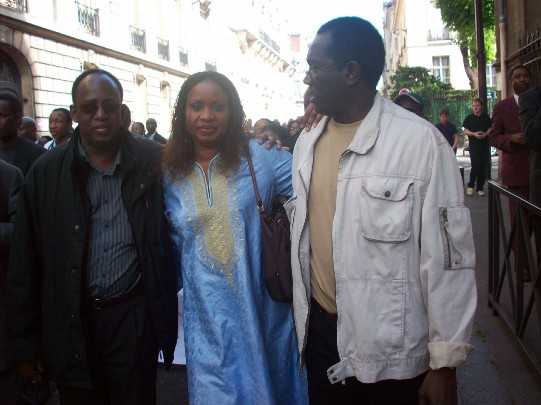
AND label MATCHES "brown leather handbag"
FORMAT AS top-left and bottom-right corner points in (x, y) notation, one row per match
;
(247, 153), (293, 303)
